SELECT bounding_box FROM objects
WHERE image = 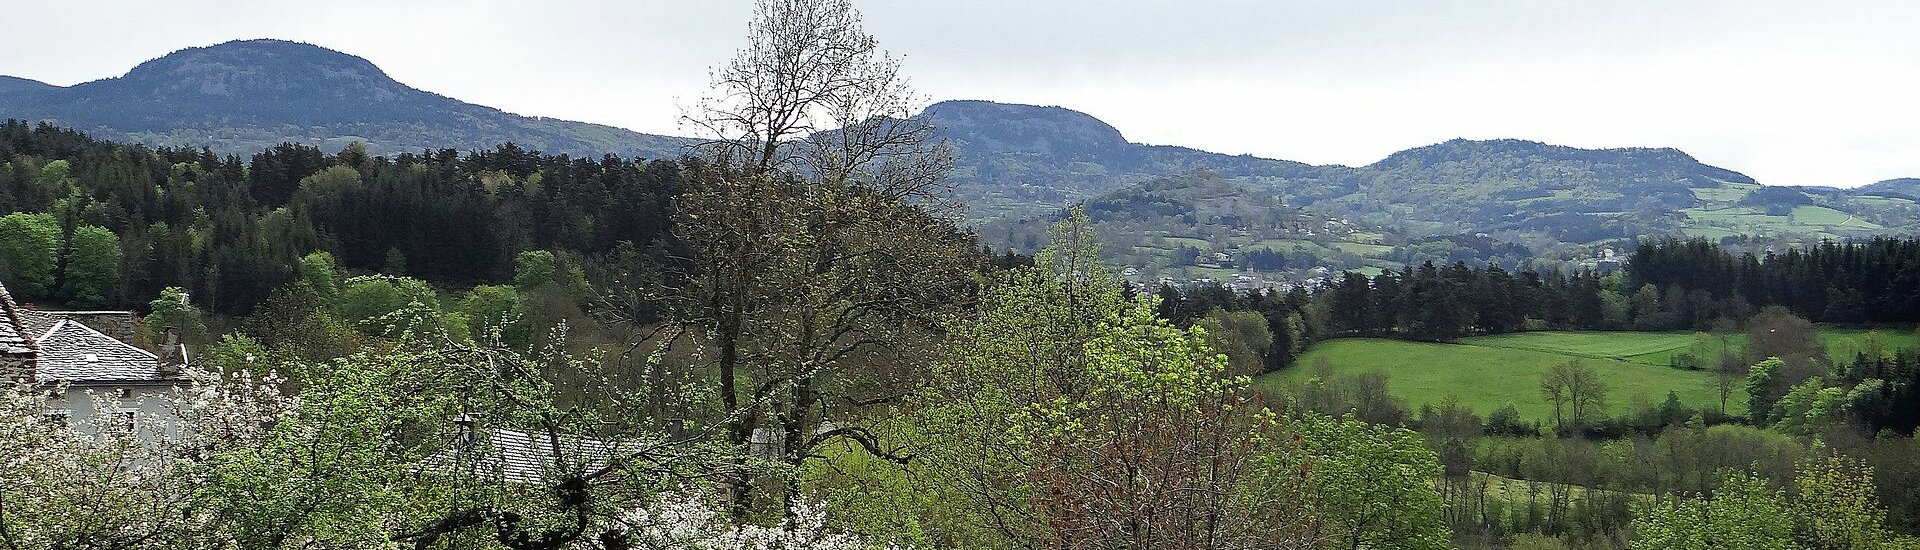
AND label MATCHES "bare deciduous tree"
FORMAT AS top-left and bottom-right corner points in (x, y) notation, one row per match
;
(687, 0), (951, 201)
(1541, 360), (1608, 431)
(628, 0), (968, 515)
